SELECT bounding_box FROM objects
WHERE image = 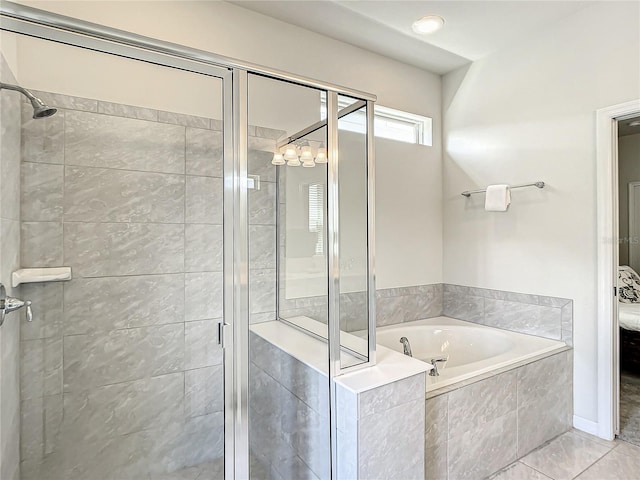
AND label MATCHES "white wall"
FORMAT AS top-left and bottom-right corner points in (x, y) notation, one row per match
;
(443, 1), (640, 425)
(618, 133), (640, 267)
(15, 0), (443, 290)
